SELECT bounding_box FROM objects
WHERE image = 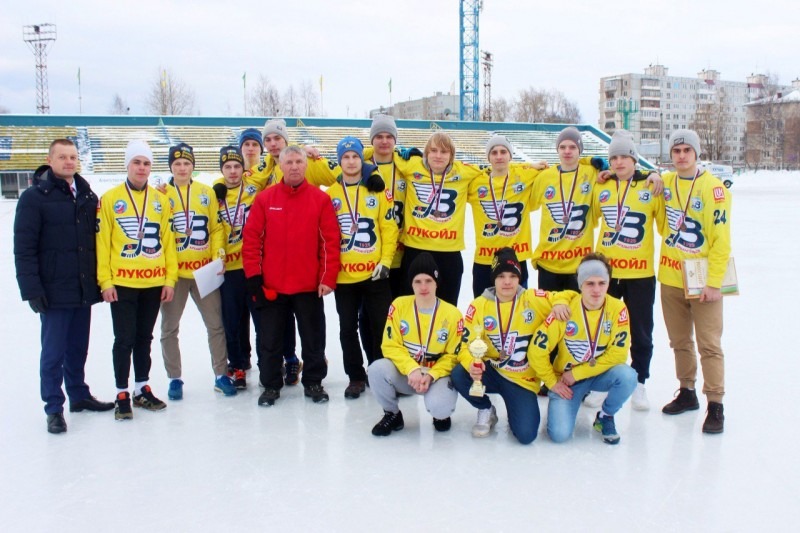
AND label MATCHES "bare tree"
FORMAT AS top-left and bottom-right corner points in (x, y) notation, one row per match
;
(109, 93), (129, 115)
(299, 80), (319, 117)
(248, 75), (282, 116)
(146, 68), (196, 115)
(283, 85), (299, 116)
(491, 97), (511, 122)
(745, 73), (785, 169)
(690, 88), (733, 161)
(511, 87), (581, 123)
